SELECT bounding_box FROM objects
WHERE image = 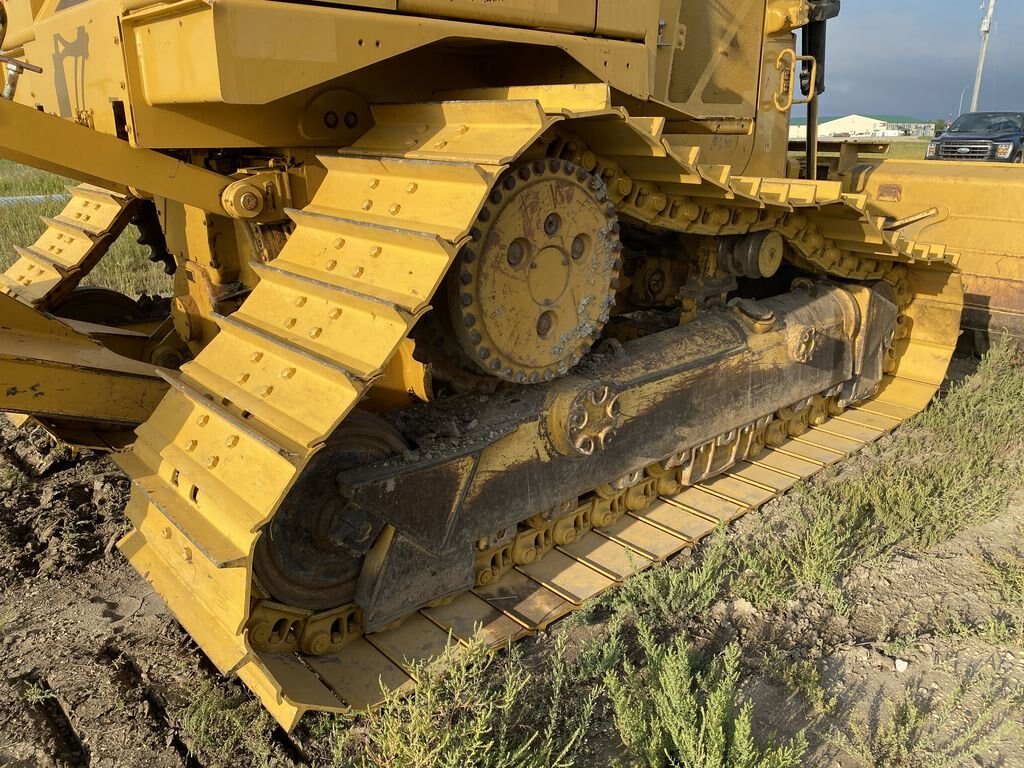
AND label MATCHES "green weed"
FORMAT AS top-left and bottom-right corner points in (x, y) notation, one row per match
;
(760, 648), (836, 716)
(877, 615), (923, 660)
(606, 626), (807, 768)
(982, 551), (1024, 604)
(598, 530), (729, 627)
(733, 338), (1024, 613)
(339, 638), (596, 768)
(179, 679), (283, 767)
(838, 665), (1024, 768)
(22, 680), (58, 706)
